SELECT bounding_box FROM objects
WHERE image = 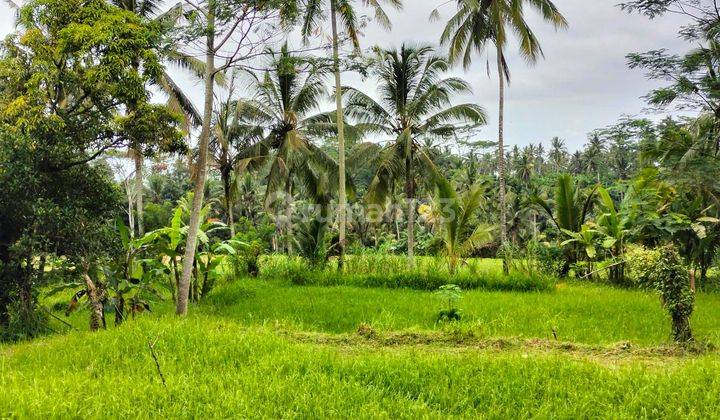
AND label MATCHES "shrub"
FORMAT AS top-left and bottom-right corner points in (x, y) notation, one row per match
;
(653, 245), (694, 343)
(227, 240), (264, 279)
(533, 242), (566, 278)
(625, 244), (696, 343)
(625, 245), (662, 289)
(436, 284), (462, 322)
(0, 302), (49, 343)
